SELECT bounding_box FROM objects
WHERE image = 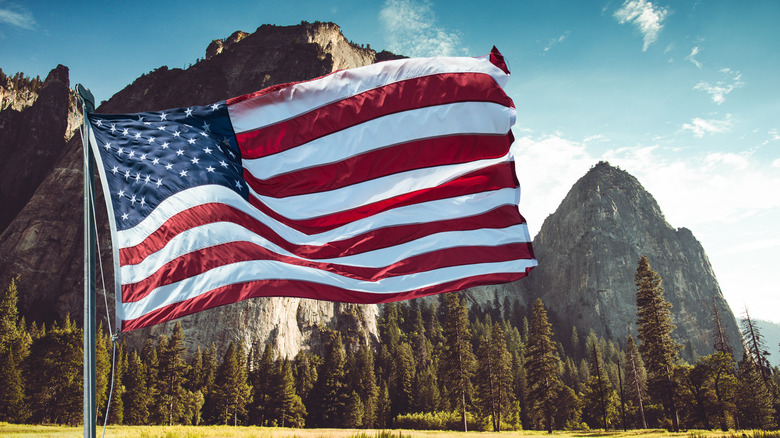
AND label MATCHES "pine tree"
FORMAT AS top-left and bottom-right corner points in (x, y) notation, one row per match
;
(476, 322), (514, 431)
(107, 341), (126, 425)
(525, 298), (562, 433)
(706, 351), (737, 431)
(350, 343), (378, 427)
(583, 337), (613, 429)
(440, 293), (476, 431)
(735, 352), (775, 429)
(712, 299), (734, 356)
(122, 350), (150, 425)
(294, 350), (319, 405)
(309, 331), (349, 427)
(249, 342), (275, 425)
(741, 306), (772, 382)
(623, 335), (648, 428)
(634, 256), (681, 431)
(270, 359), (302, 427)
(24, 315), (82, 425)
(391, 341), (415, 416)
(0, 277), (29, 423)
(95, 322), (111, 423)
(141, 338), (162, 423)
(213, 342), (252, 425)
(157, 322), (189, 425)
